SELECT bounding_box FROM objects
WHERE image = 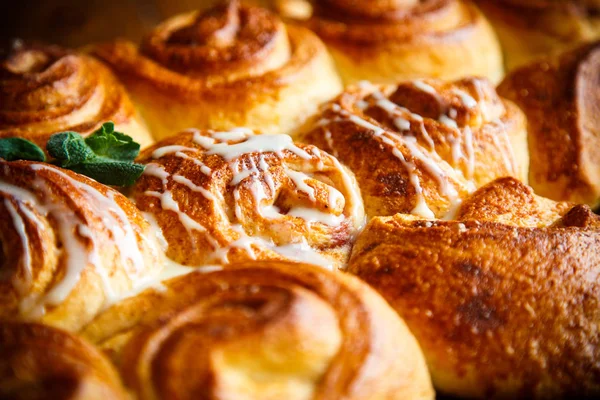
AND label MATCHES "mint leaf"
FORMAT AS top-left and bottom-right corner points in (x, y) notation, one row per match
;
(0, 138), (46, 162)
(84, 122), (140, 161)
(46, 123), (145, 187)
(0, 123), (145, 186)
(47, 132), (94, 167)
(71, 160), (145, 186)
